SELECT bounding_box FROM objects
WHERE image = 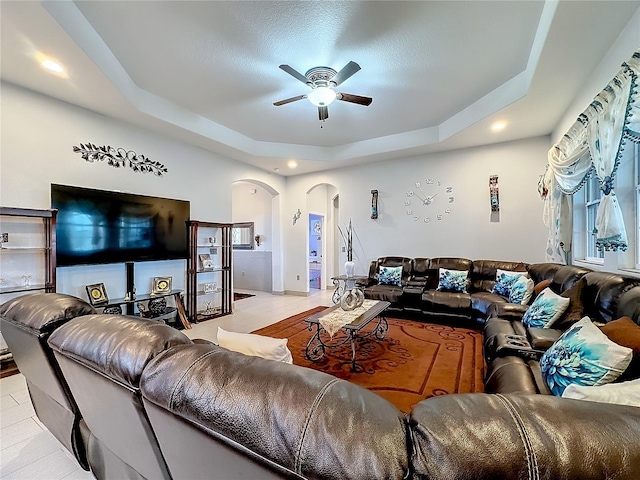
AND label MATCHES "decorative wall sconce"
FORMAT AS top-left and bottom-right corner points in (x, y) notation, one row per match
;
(371, 189), (379, 219)
(254, 234), (261, 246)
(489, 175), (500, 212)
(292, 209), (301, 225)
